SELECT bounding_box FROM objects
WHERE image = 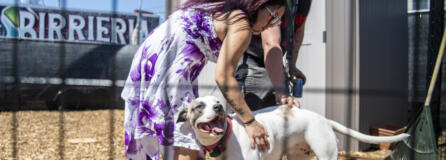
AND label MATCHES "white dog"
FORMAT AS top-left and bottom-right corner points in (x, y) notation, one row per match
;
(176, 96), (409, 160)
